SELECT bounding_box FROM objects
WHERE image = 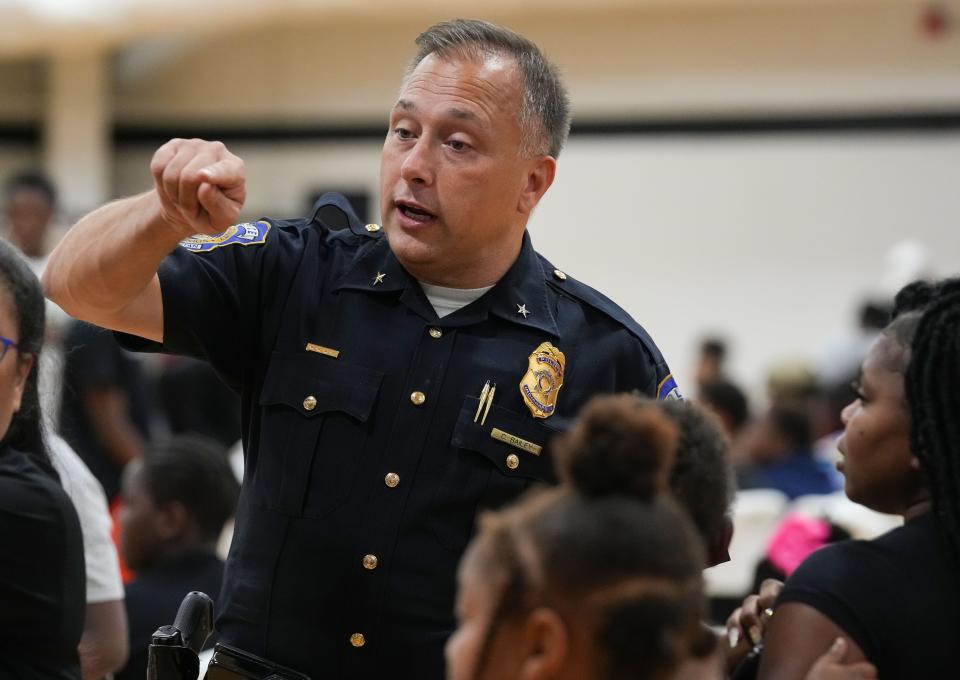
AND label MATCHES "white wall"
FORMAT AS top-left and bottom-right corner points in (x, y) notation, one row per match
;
(531, 132), (960, 392)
